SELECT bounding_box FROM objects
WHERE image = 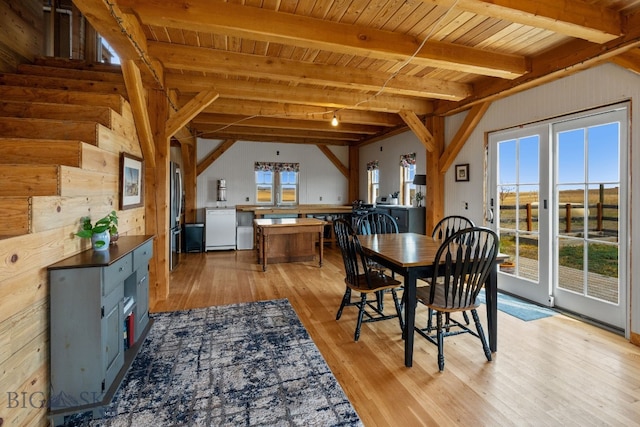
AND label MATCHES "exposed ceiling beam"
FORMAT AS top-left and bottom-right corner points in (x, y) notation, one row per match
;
(434, 12), (640, 116)
(198, 133), (352, 146)
(398, 110), (436, 153)
(196, 139), (236, 175)
(193, 124), (363, 142)
(439, 102), (491, 173)
(121, 60), (155, 168)
(165, 90), (219, 139)
(417, 0), (621, 43)
(609, 49), (640, 74)
(148, 42), (472, 101)
(188, 99), (404, 127)
(317, 145), (349, 179)
(72, 0), (163, 87)
(192, 114), (382, 134)
(117, 0), (529, 79)
(166, 74), (433, 115)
